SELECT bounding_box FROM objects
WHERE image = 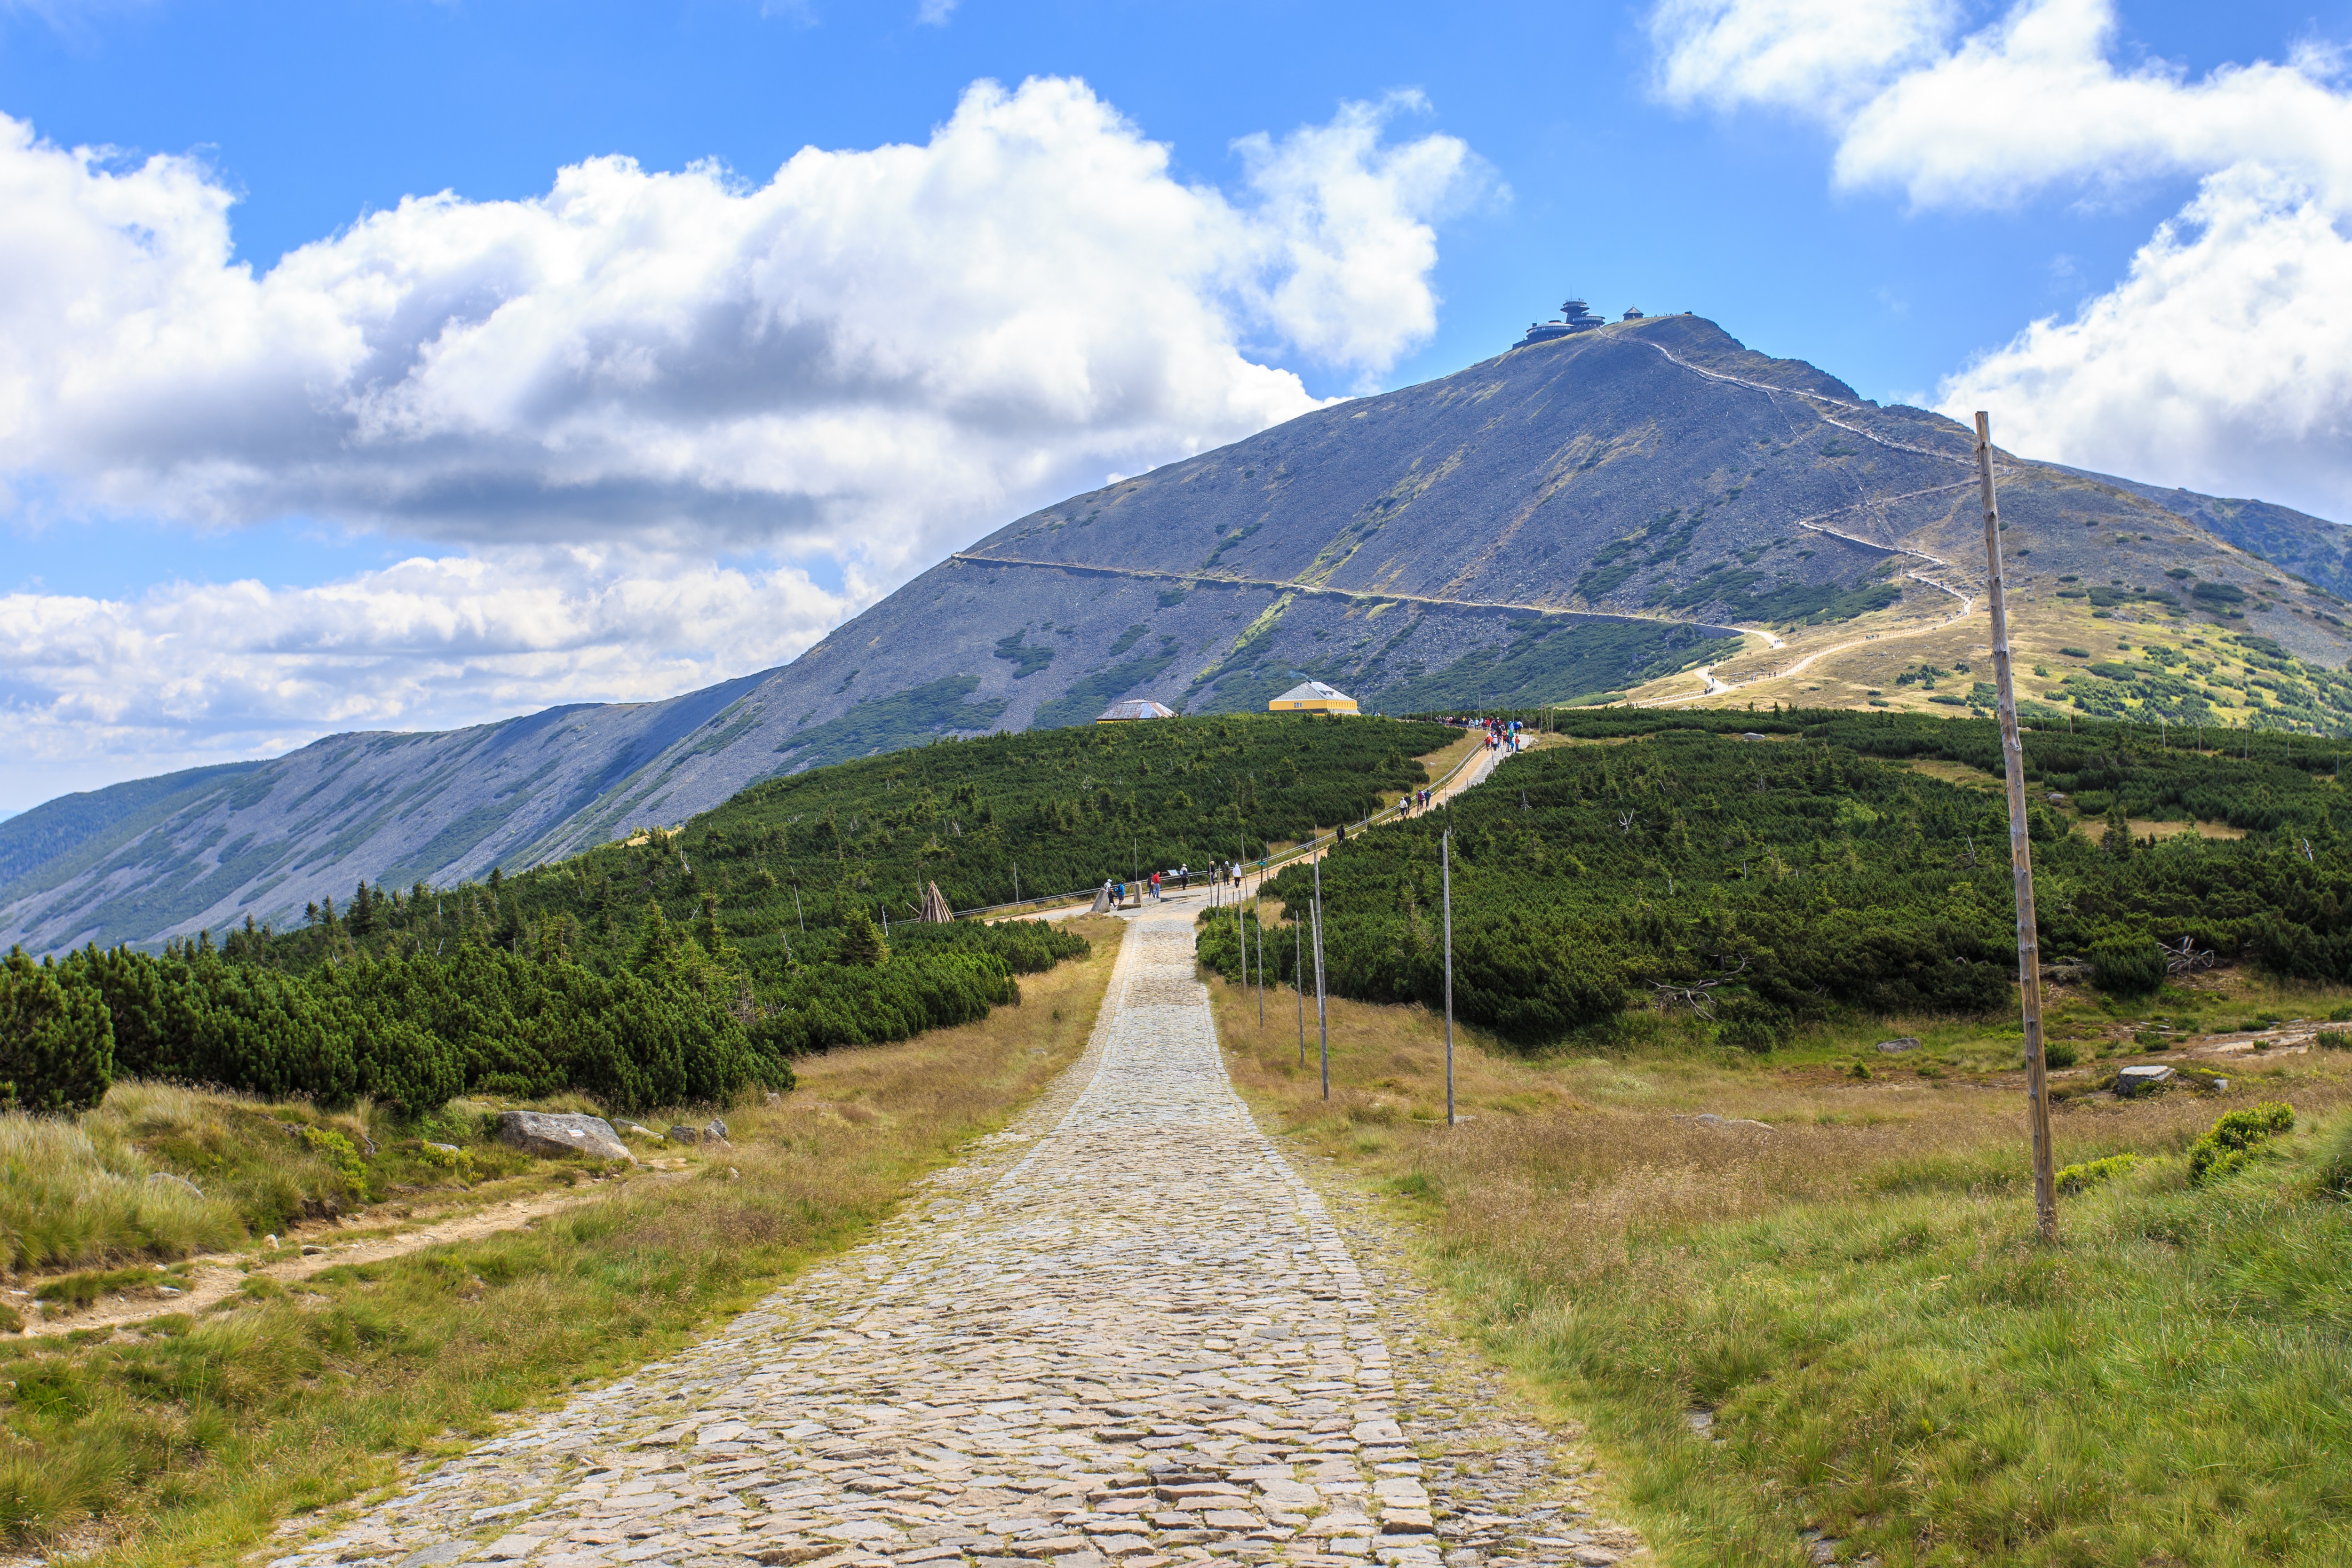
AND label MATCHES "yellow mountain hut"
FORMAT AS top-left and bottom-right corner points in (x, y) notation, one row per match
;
(1267, 680), (1359, 715)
